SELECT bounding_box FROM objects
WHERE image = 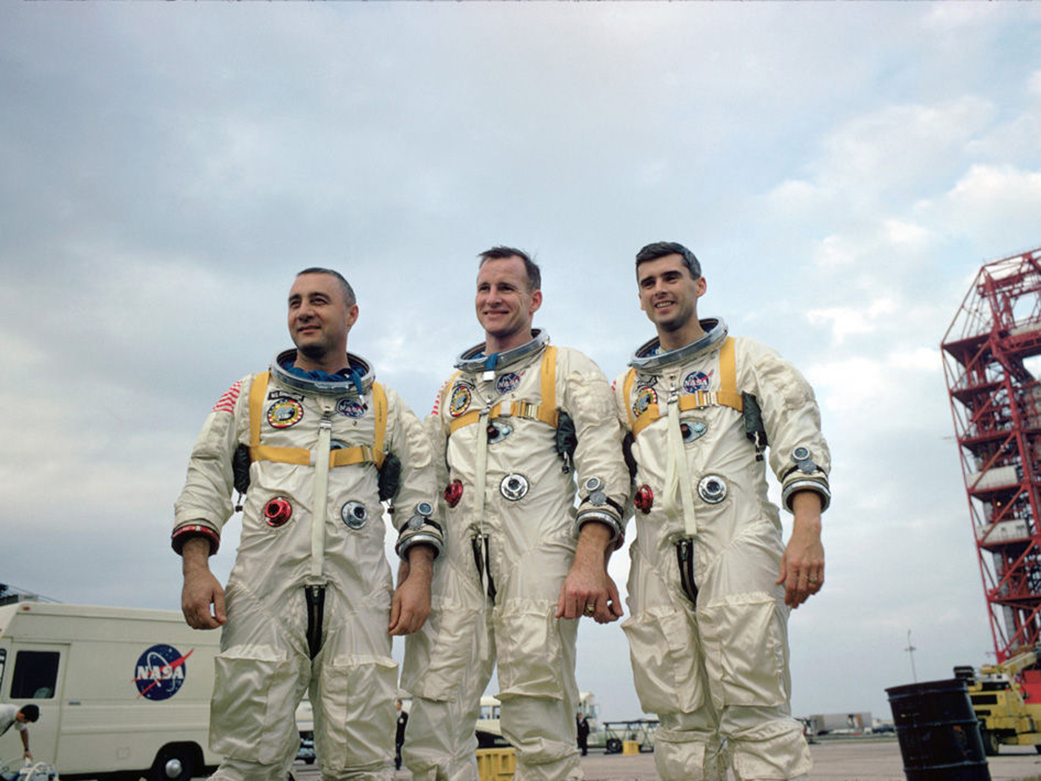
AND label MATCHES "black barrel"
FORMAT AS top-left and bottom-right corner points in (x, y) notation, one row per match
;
(886, 678), (990, 781)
